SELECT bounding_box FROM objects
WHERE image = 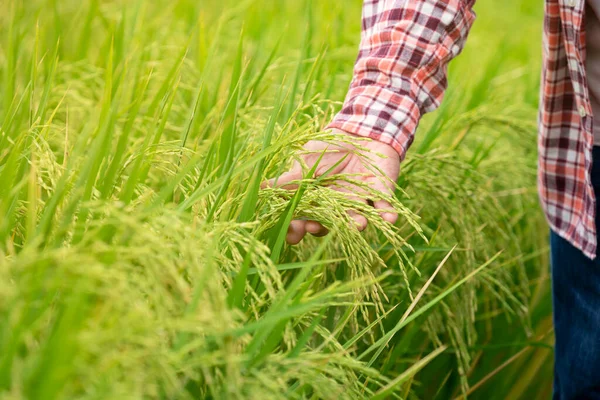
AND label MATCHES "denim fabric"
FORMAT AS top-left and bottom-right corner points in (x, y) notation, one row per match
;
(550, 147), (600, 399)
